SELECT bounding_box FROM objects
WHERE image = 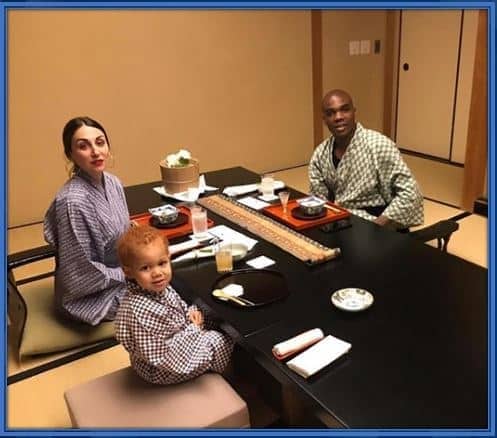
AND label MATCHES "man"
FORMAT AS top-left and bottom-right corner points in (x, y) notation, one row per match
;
(309, 89), (424, 230)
